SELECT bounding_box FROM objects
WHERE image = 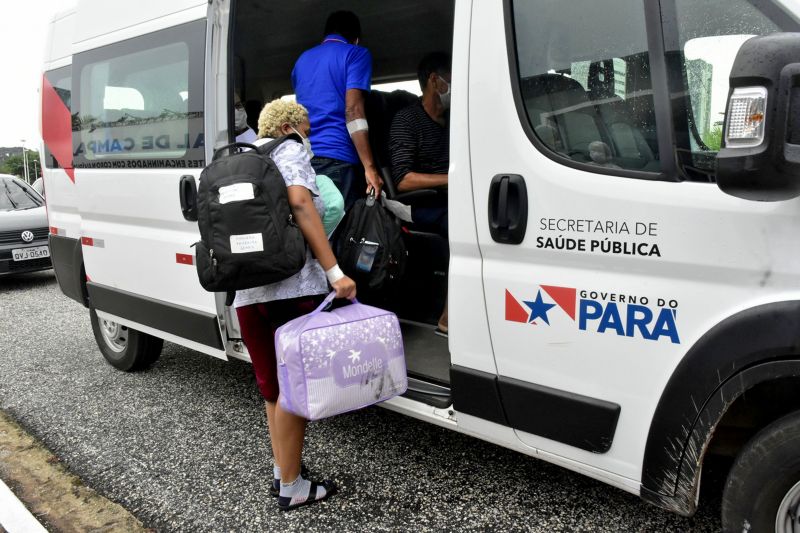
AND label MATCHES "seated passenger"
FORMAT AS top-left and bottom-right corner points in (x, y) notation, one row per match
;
(389, 51), (451, 336)
(234, 92), (257, 144)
